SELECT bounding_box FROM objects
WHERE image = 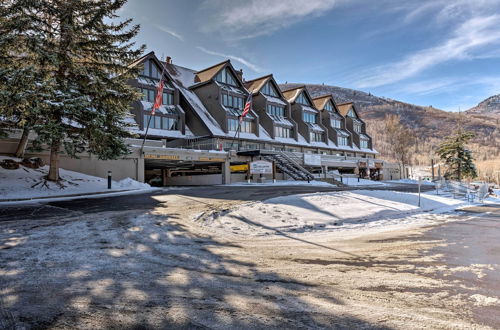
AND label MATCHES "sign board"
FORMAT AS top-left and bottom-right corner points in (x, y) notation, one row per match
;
(304, 154), (321, 166)
(230, 164), (249, 172)
(144, 154), (180, 160)
(249, 160), (273, 174)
